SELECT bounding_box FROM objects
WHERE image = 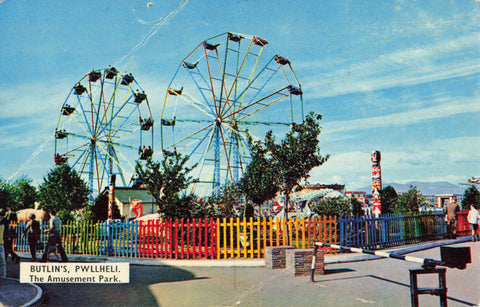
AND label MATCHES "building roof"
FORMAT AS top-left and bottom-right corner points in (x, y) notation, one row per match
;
(101, 187), (155, 204)
(302, 184), (345, 192)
